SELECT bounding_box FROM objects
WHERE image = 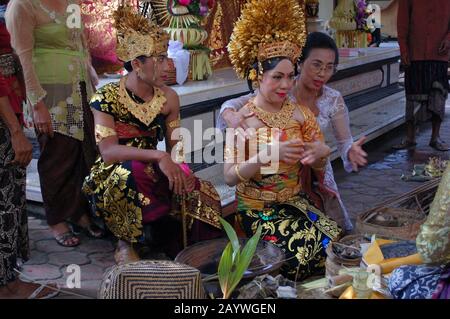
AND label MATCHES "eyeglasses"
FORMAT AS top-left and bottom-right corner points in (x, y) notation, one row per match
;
(309, 61), (337, 75)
